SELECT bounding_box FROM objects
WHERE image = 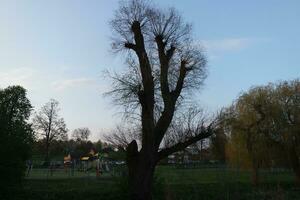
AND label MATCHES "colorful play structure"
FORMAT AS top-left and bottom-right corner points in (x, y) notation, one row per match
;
(63, 148), (110, 177)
